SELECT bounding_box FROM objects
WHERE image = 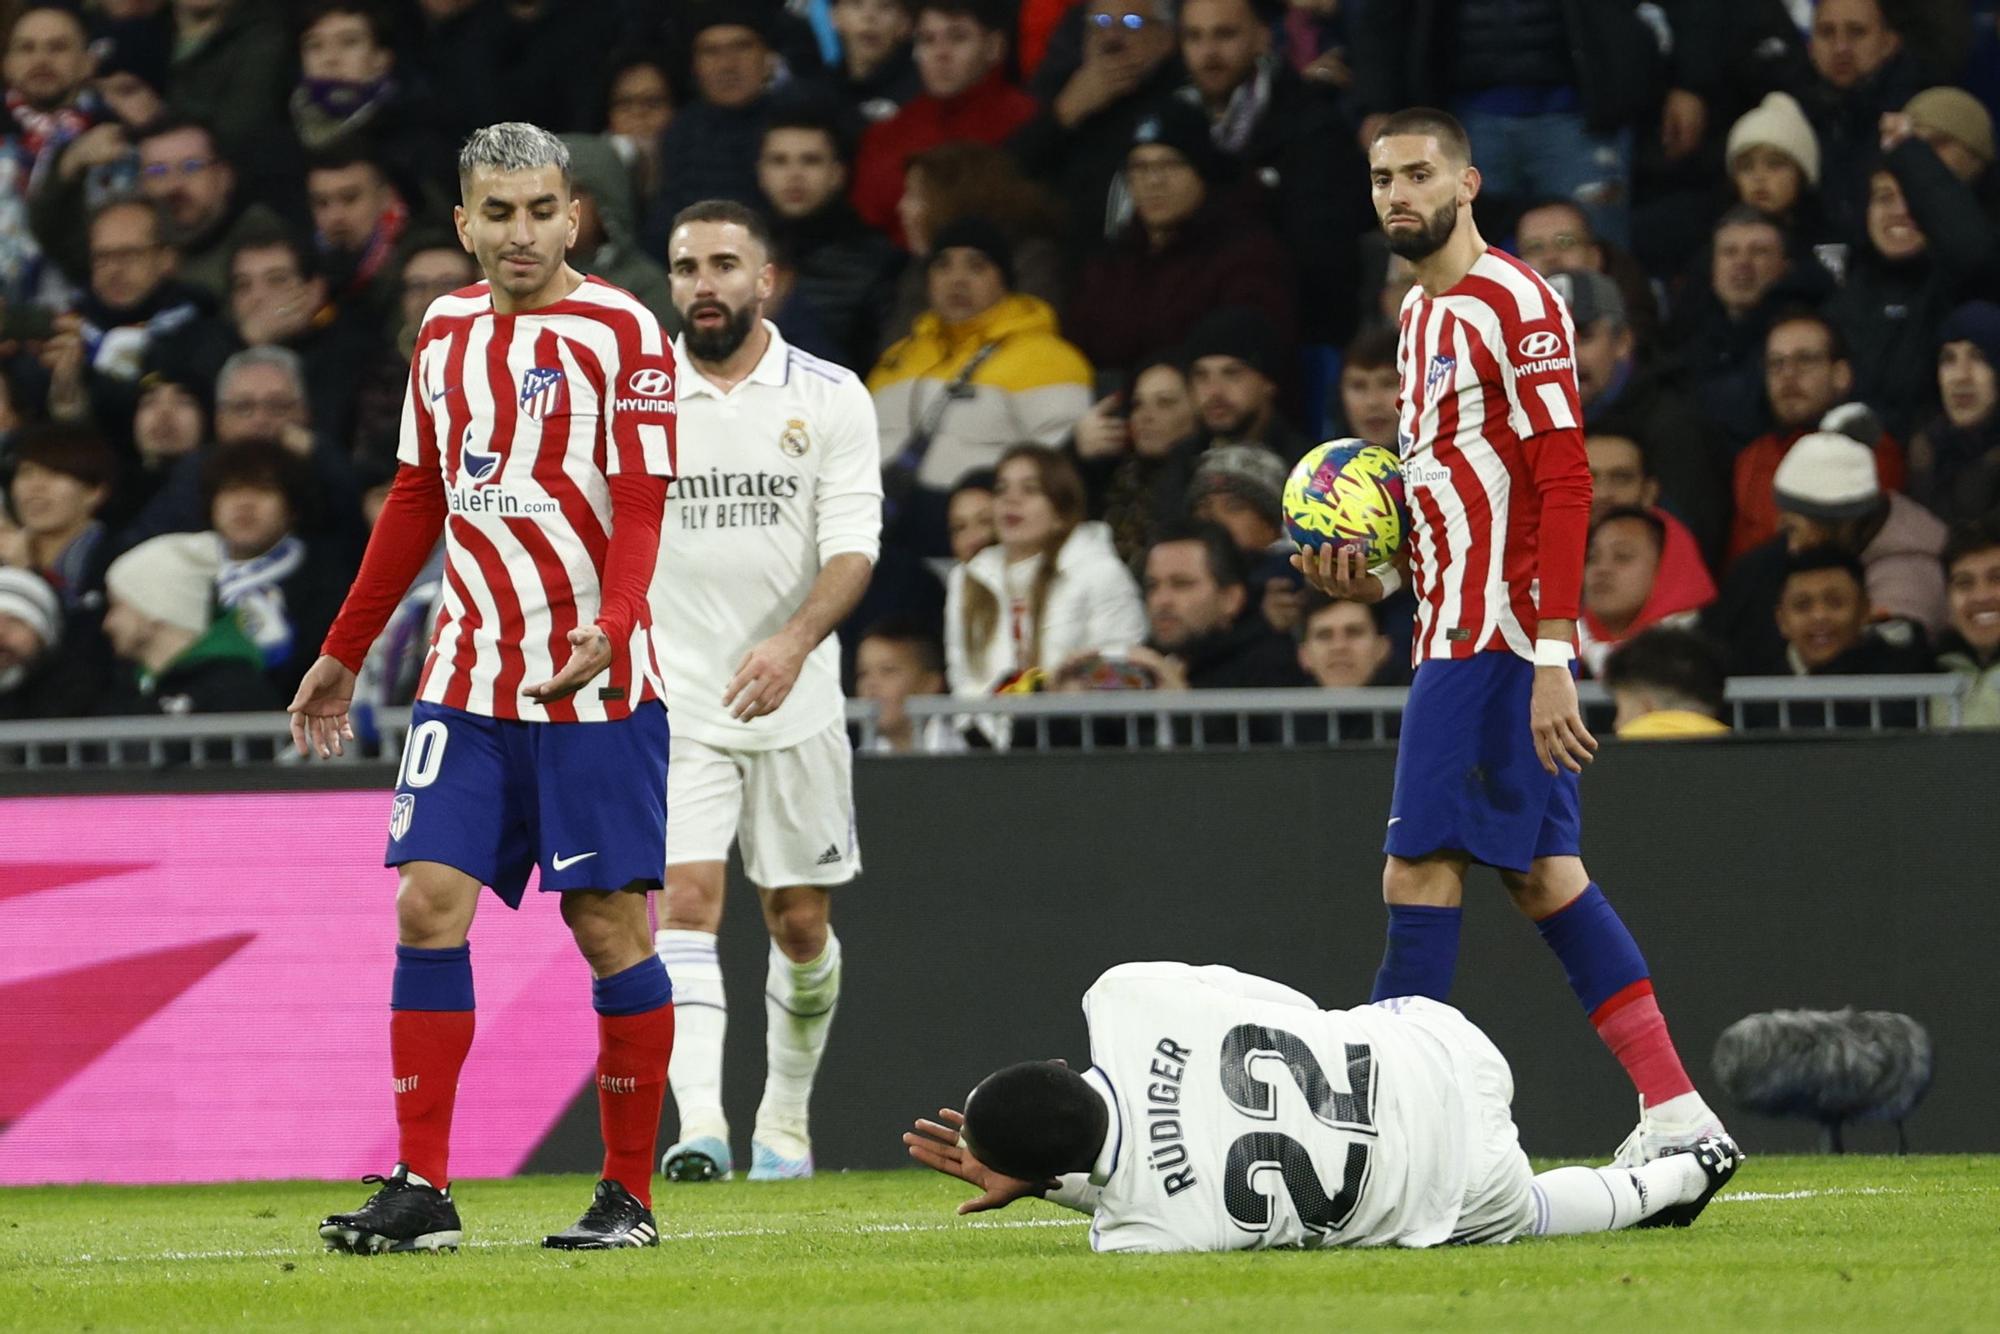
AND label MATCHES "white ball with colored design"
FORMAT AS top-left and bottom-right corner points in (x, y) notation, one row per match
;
(1282, 439), (1411, 570)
